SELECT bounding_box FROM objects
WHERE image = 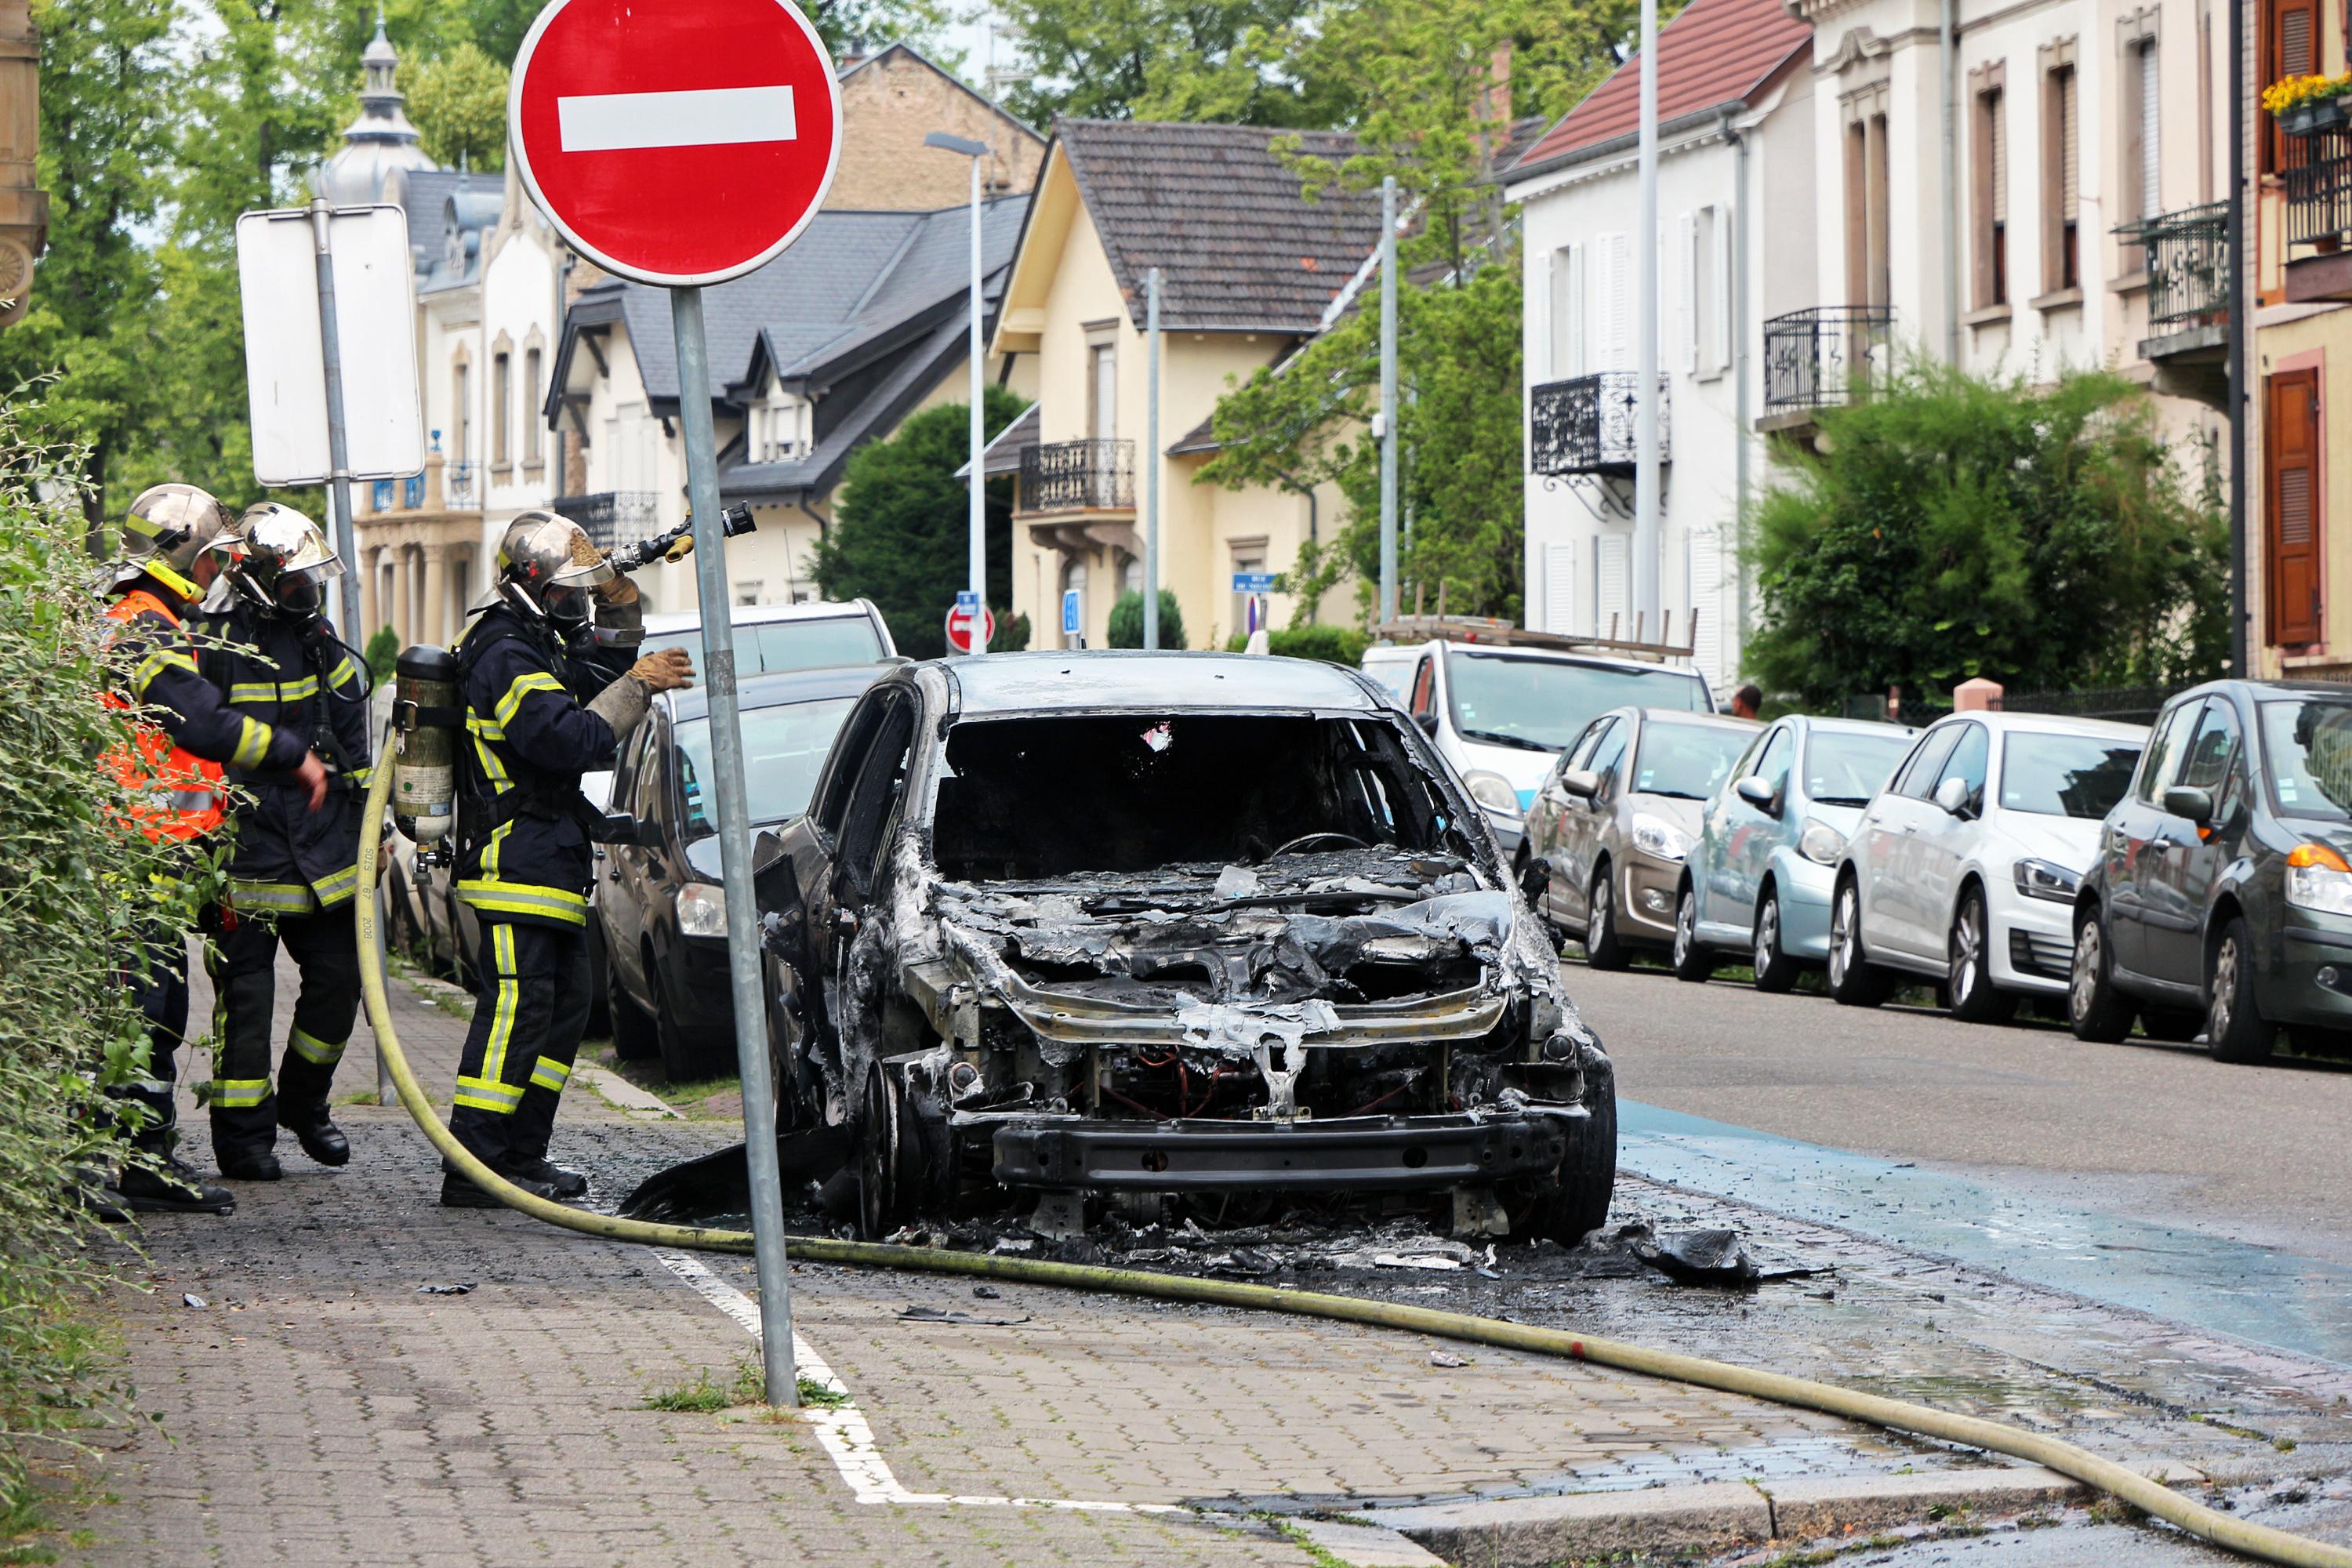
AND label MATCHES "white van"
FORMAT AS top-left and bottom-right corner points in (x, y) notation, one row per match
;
(1362, 639), (1715, 858)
